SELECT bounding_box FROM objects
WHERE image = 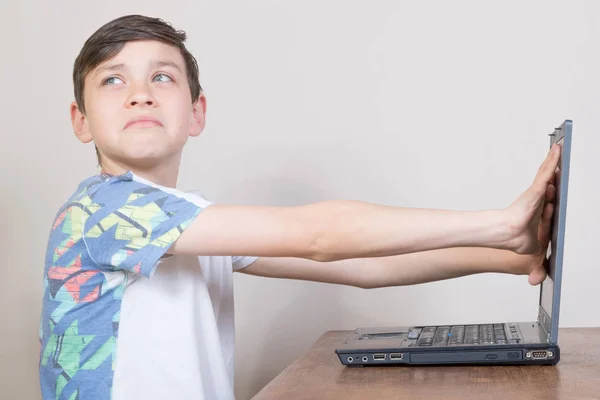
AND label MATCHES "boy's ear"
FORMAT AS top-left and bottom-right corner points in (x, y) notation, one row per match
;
(70, 101), (93, 143)
(189, 93), (207, 138)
